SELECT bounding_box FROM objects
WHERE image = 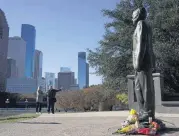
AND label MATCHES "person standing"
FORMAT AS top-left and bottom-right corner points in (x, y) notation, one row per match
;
(47, 86), (62, 114)
(36, 86), (43, 114)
